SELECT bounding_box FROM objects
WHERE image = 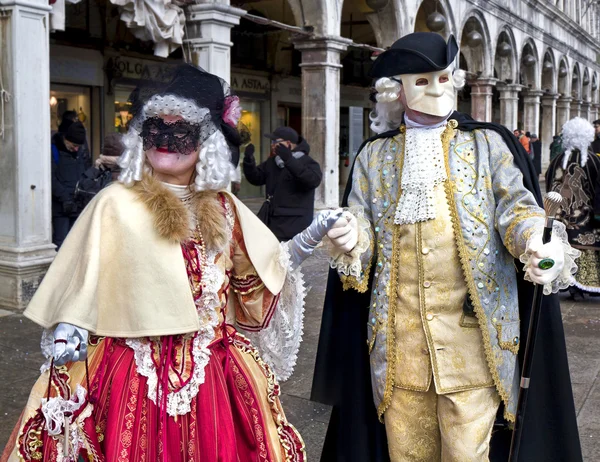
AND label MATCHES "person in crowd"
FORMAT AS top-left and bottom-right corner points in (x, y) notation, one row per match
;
(243, 126), (323, 241)
(592, 119), (600, 154)
(531, 133), (542, 175)
(94, 132), (124, 181)
(2, 63), (344, 462)
(55, 110), (92, 169)
(550, 133), (564, 161)
(520, 129), (531, 156)
(547, 117), (600, 297)
(51, 121), (88, 249)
